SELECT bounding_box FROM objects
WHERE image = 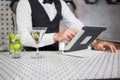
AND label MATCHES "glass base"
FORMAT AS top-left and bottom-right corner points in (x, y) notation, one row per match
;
(31, 55), (44, 59)
(10, 52), (21, 58)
